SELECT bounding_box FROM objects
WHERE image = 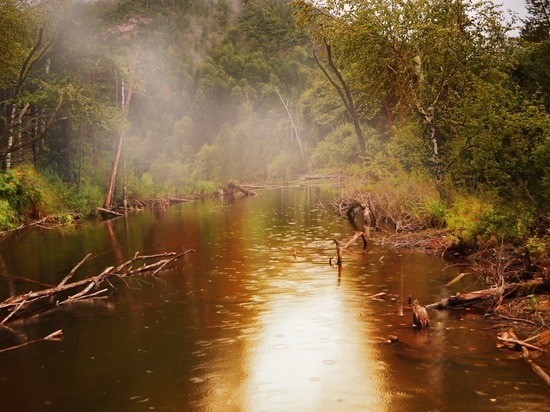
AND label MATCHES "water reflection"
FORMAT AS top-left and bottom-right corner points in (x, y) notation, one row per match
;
(243, 280), (387, 411)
